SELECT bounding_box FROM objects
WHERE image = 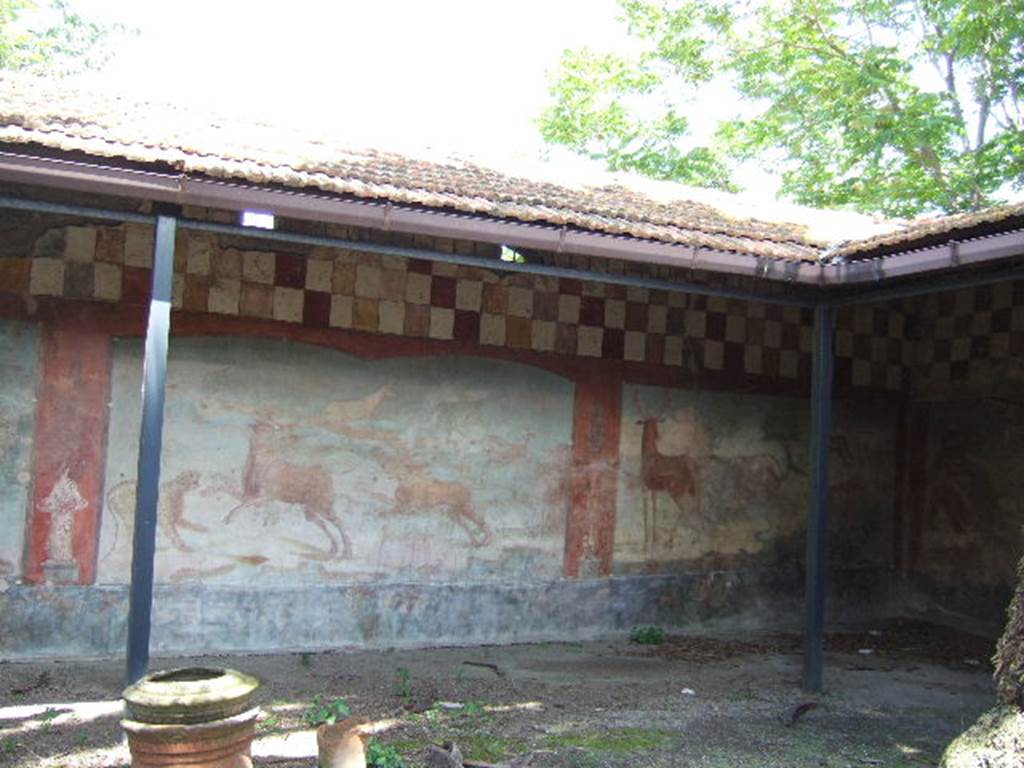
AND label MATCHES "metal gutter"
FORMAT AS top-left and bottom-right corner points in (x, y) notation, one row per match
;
(1, 149), (1023, 292)
(0, 150), (806, 285)
(0, 195), (818, 308)
(823, 228), (1024, 286)
(829, 260), (1024, 307)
